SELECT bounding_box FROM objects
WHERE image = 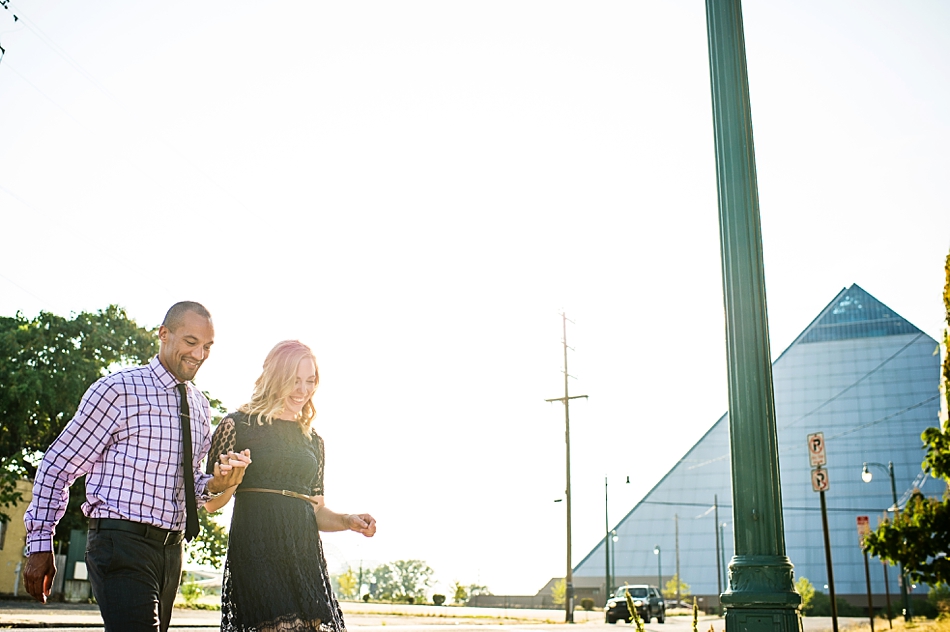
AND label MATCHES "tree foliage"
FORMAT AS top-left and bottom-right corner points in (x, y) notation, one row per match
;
(795, 577), (815, 612)
(370, 560), (433, 601)
(452, 581), (468, 605)
(0, 306), (157, 529)
(551, 578), (566, 606)
(864, 251), (950, 585)
(186, 510), (230, 569)
(333, 568), (358, 599)
(662, 573), (691, 601)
